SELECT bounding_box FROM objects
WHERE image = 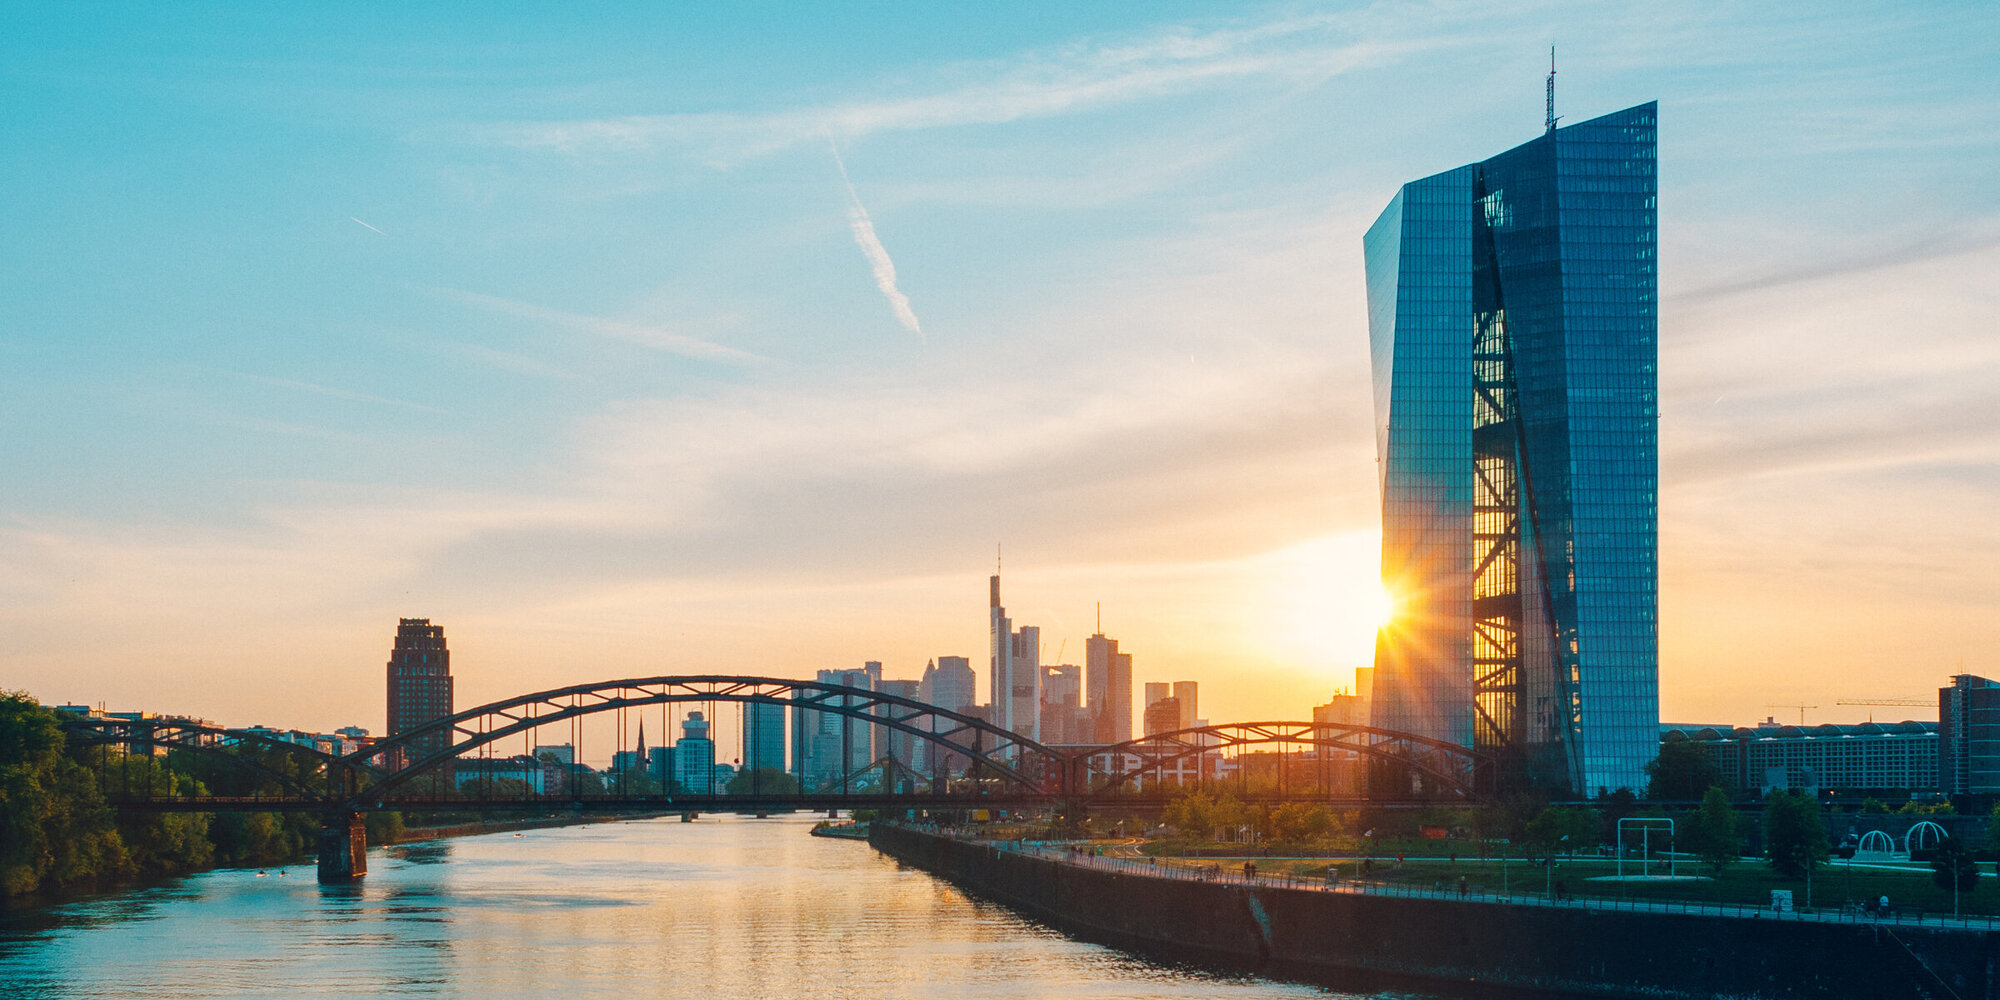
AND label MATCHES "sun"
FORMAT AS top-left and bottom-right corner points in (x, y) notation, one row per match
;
(1265, 532), (1389, 672)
